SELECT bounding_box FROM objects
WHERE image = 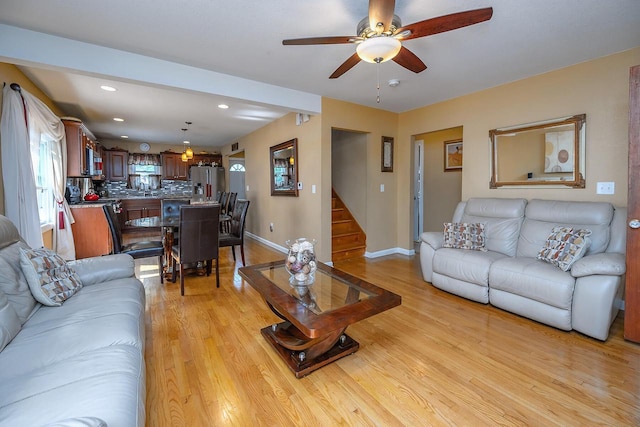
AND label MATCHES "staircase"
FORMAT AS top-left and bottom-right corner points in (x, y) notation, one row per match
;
(332, 189), (366, 262)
